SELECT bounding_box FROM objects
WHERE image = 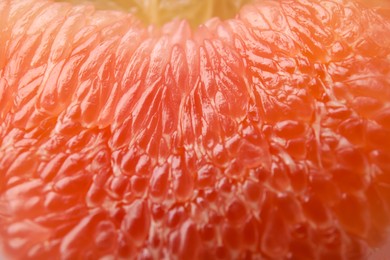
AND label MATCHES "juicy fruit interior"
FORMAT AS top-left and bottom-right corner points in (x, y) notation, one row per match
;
(57, 0), (252, 27)
(0, 0), (390, 259)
